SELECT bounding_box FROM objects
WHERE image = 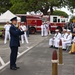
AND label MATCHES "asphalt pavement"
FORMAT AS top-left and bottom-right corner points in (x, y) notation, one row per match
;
(0, 34), (75, 75)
